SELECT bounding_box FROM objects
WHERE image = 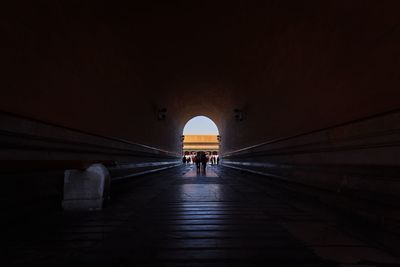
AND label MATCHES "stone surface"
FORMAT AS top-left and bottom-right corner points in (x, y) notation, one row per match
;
(5, 165), (400, 266)
(62, 163), (110, 211)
